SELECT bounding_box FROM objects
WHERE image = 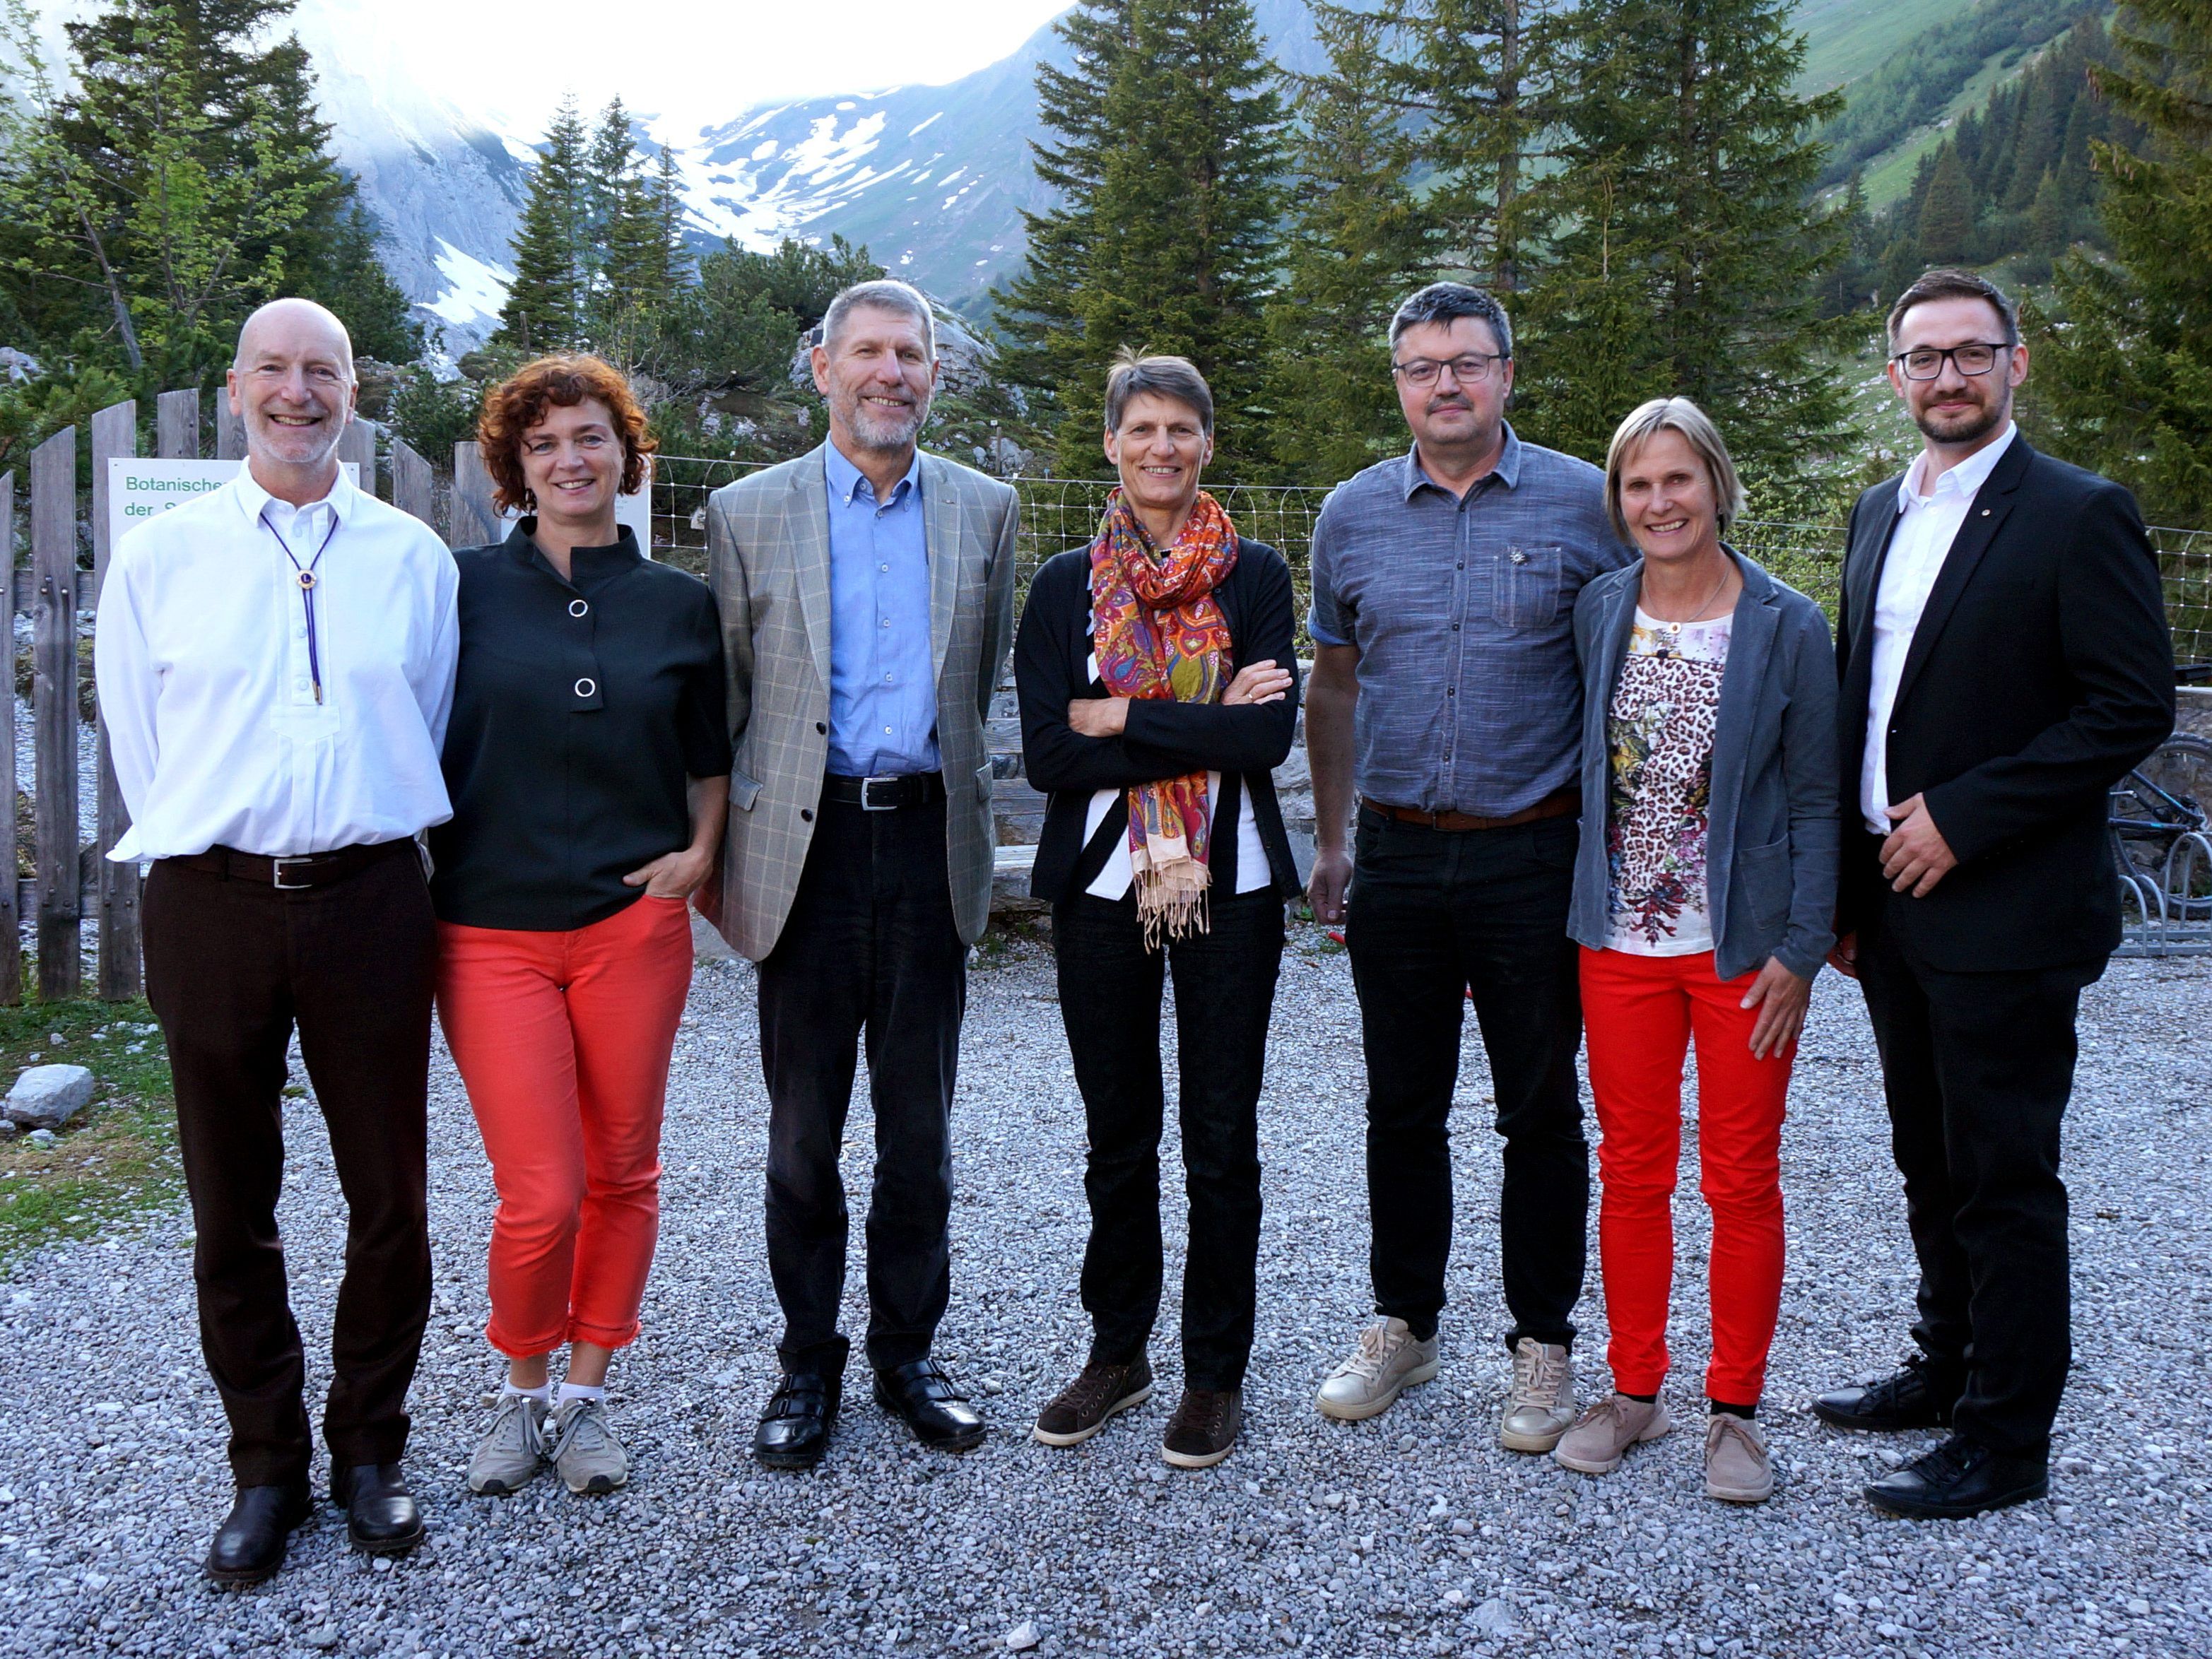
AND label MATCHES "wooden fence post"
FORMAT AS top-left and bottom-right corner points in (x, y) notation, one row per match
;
(451, 442), (500, 547)
(30, 427), (80, 1001)
(156, 388), (200, 460)
(0, 471), (18, 1004)
(390, 437), (434, 529)
(89, 399), (141, 1000)
(215, 400), (246, 461)
(339, 418), (376, 497)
